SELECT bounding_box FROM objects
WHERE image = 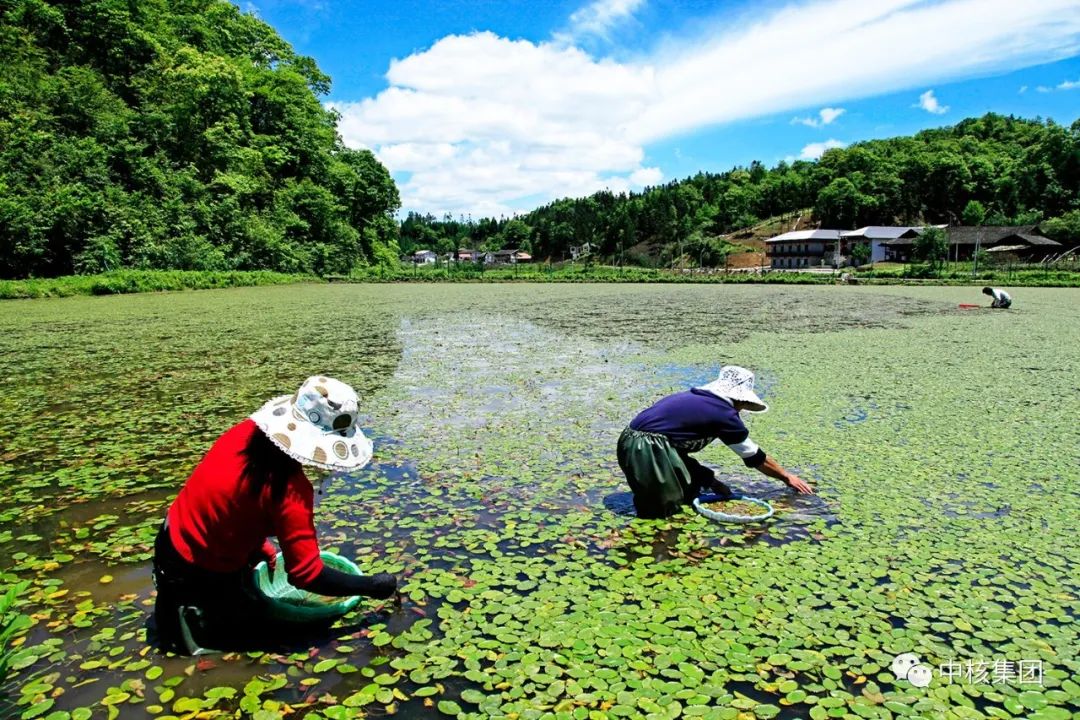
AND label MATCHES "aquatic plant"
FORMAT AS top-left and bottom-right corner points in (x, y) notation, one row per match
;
(0, 581), (31, 687)
(0, 284), (1076, 719)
